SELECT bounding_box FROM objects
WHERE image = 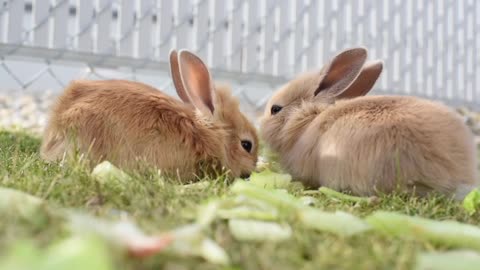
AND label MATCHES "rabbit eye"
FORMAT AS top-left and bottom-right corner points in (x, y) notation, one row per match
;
(241, 140), (253, 153)
(271, 105), (282, 115)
